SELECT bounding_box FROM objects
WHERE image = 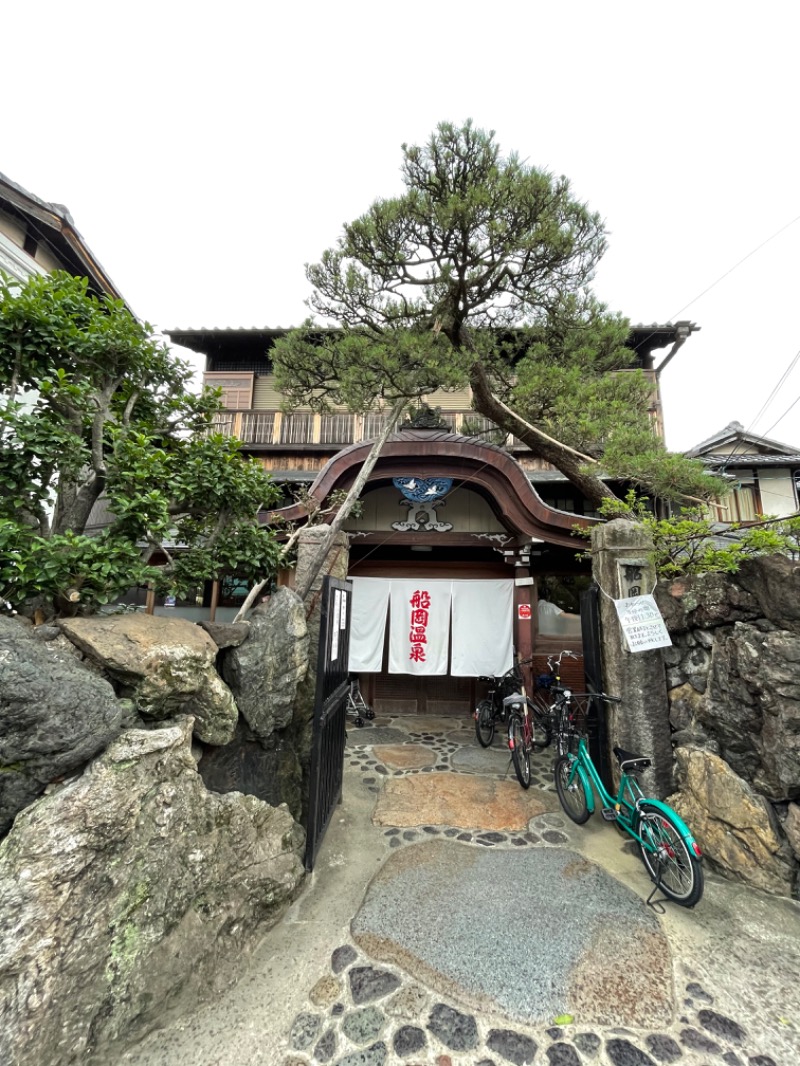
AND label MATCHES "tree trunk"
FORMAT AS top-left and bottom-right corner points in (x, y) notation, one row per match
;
(469, 362), (619, 511)
(294, 396), (407, 601)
